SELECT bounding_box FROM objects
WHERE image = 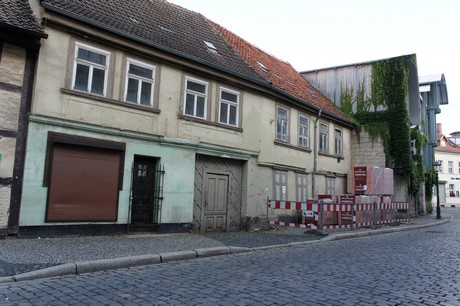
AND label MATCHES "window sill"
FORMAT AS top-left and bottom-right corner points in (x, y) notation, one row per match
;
(178, 114), (243, 132)
(274, 140), (312, 153)
(61, 88), (161, 114)
(319, 151), (345, 160)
